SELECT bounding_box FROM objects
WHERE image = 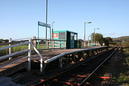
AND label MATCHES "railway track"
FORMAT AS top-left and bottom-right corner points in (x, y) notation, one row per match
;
(0, 39), (120, 86)
(0, 47), (119, 86)
(31, 48), (118, 86)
